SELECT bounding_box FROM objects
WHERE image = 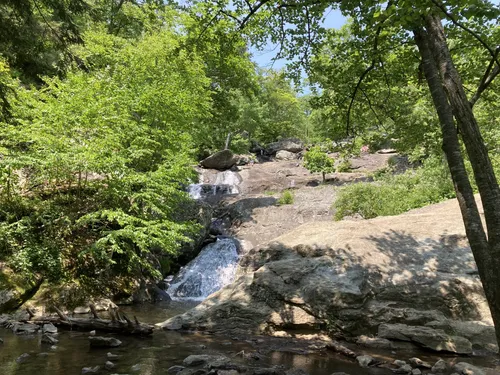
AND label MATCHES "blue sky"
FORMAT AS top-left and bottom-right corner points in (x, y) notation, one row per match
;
(250, 8), (346, 69)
